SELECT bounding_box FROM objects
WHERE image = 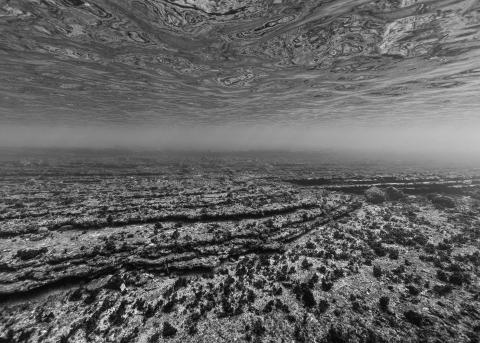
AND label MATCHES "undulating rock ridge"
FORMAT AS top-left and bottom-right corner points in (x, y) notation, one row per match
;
(0, 172), (324, 237)
(1, 0), (480, 122)
(286, 174), (480, 194)
(0, 197), (359, 298)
